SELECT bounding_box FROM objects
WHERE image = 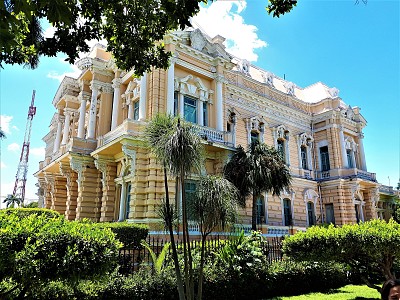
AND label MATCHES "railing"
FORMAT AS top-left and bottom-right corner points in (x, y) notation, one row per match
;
(117, 235), (284, 275)
(380, 185), (394, 194)
(192, 124), (234, 147)
(356, 169), (376, 182)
